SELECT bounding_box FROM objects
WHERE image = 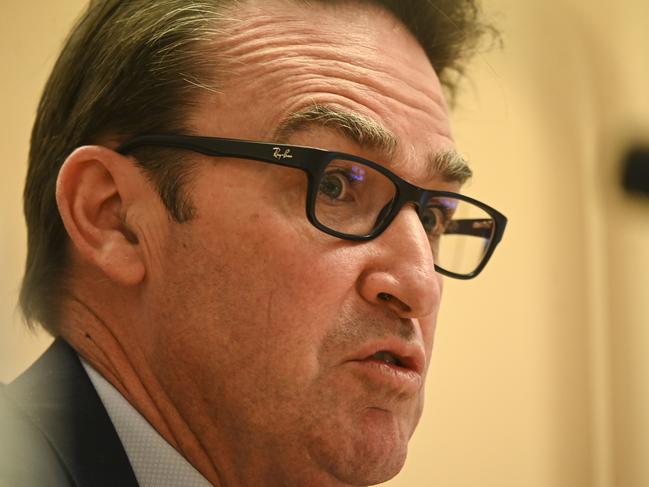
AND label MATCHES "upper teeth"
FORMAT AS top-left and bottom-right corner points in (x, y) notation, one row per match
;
(372, 351), (397, 365)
